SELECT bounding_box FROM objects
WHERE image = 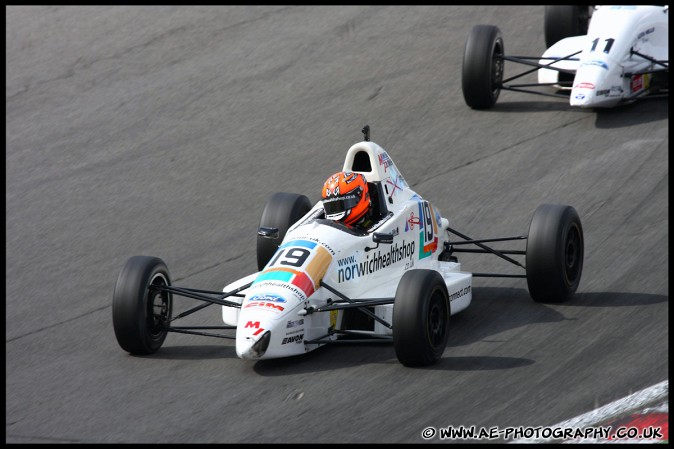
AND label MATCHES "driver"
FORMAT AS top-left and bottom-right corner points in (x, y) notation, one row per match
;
(321, 171), (373, 229)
